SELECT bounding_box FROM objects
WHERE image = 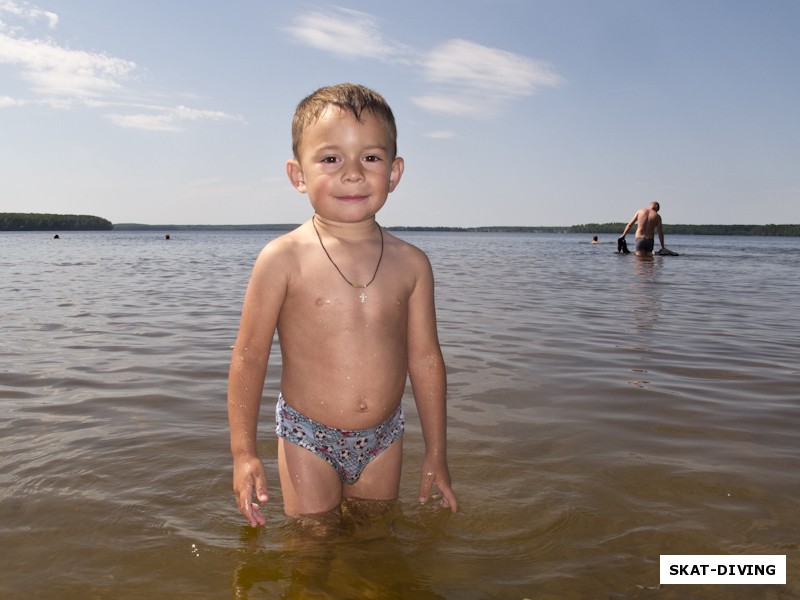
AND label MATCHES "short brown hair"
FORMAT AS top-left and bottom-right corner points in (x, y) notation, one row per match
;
(291, 83), (397, 159)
